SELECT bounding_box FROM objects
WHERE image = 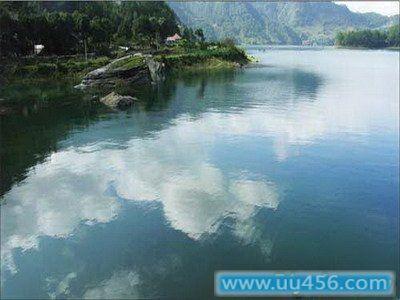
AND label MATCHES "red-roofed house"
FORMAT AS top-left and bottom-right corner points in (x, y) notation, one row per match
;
(165, 33), (182, 44)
